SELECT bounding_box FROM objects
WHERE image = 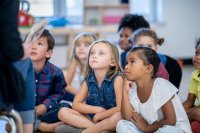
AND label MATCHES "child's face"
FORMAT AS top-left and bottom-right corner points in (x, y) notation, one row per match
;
(124, 51), (148, 81)
(119, 27), (133, 50)
(30, 37), (52, 62)
(75, 42), (91, 61)
(193, 46), (200, 69)
(89, 42), (114, 69)
(135, 36), (157, 51)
